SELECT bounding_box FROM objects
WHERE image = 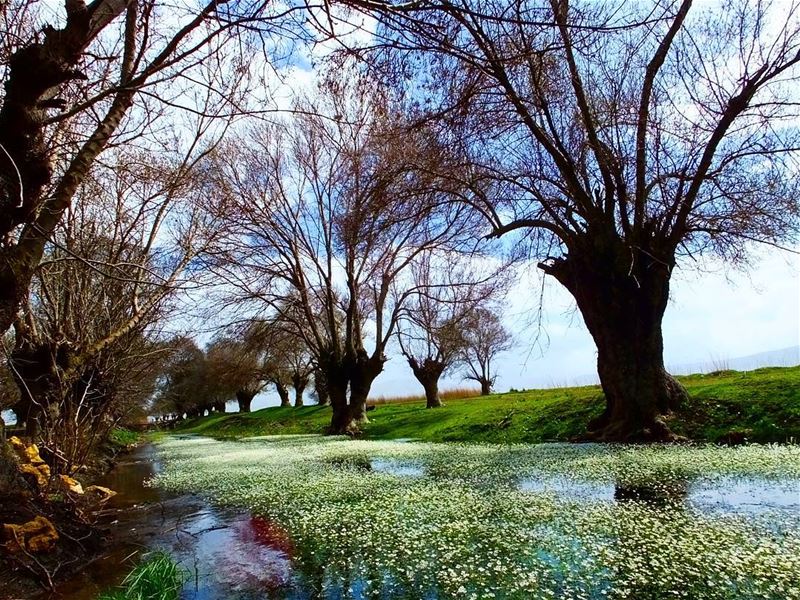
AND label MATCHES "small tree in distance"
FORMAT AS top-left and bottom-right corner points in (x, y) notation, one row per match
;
(397, 256), (509, 407)
(459, 308), (513, 396)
